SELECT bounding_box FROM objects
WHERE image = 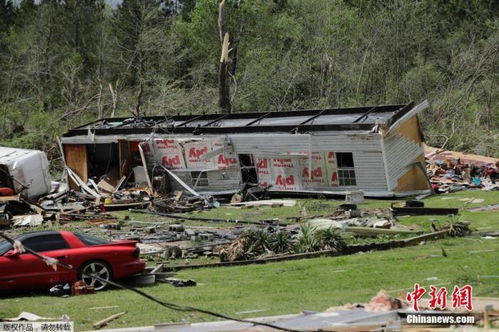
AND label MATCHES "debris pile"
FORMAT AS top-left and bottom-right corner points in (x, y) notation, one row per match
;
(425, 146), (499, 193)
(152, 191), (207, 213)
